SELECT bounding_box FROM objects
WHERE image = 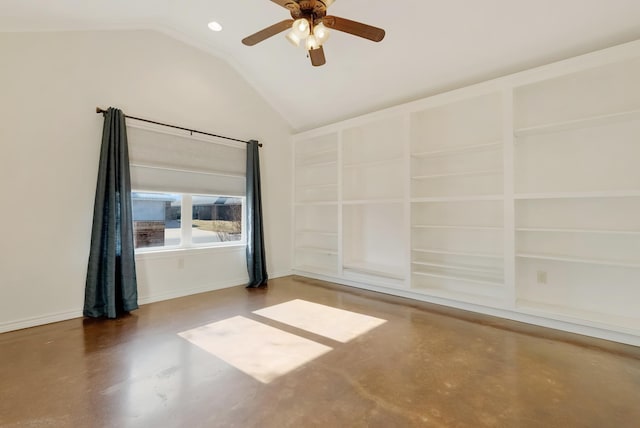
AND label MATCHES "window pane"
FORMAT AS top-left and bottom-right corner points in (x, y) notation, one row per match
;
(132, 192), (182, 249)
(192, 195), (243, 245)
